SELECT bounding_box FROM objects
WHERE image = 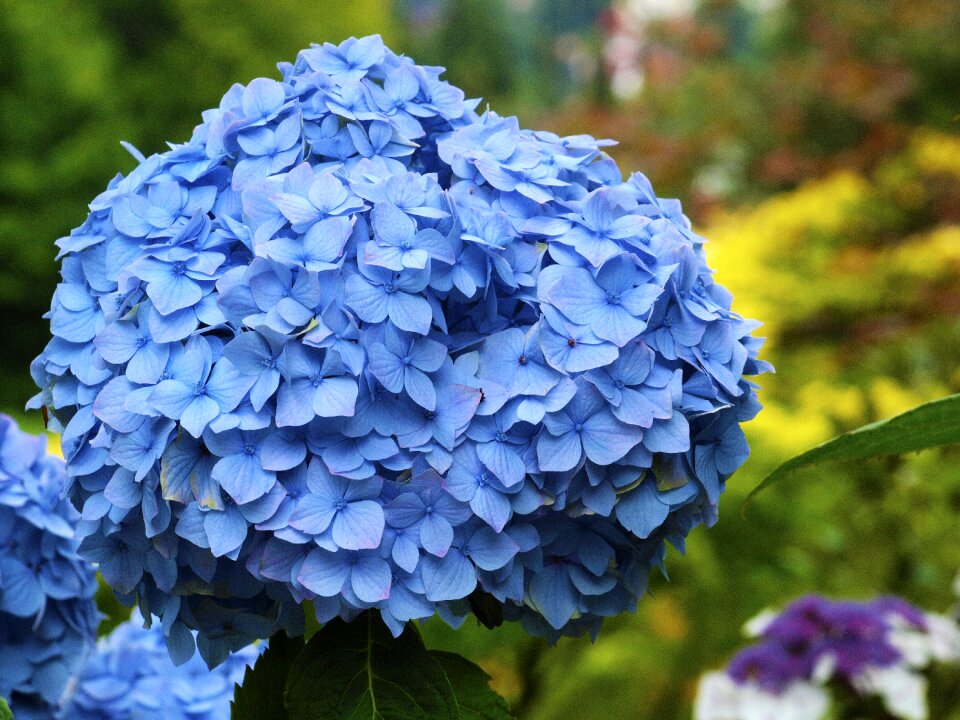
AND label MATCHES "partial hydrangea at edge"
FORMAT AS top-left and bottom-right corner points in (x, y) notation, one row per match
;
(31, 34), (771, 665)
(694, 595), (960, 720)
(0, 415), (99, 720)
(61, 611), (259, 720)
